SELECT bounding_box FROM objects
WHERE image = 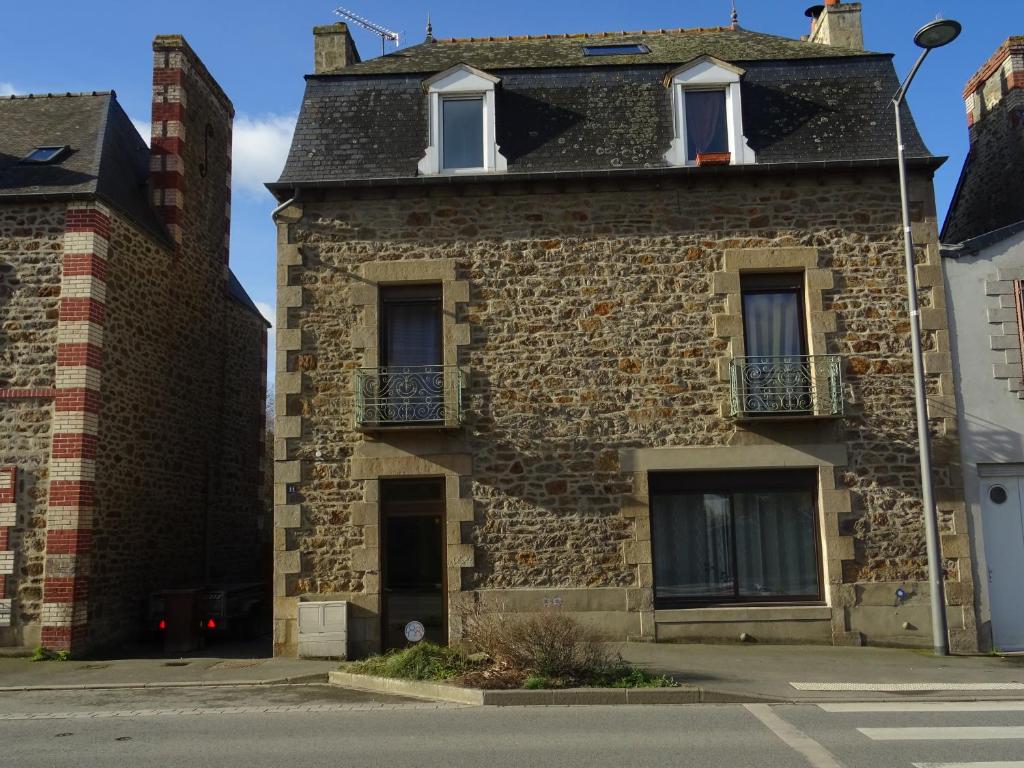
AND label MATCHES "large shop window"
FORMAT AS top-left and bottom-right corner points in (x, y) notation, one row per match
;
(650, 470), (822, 607)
